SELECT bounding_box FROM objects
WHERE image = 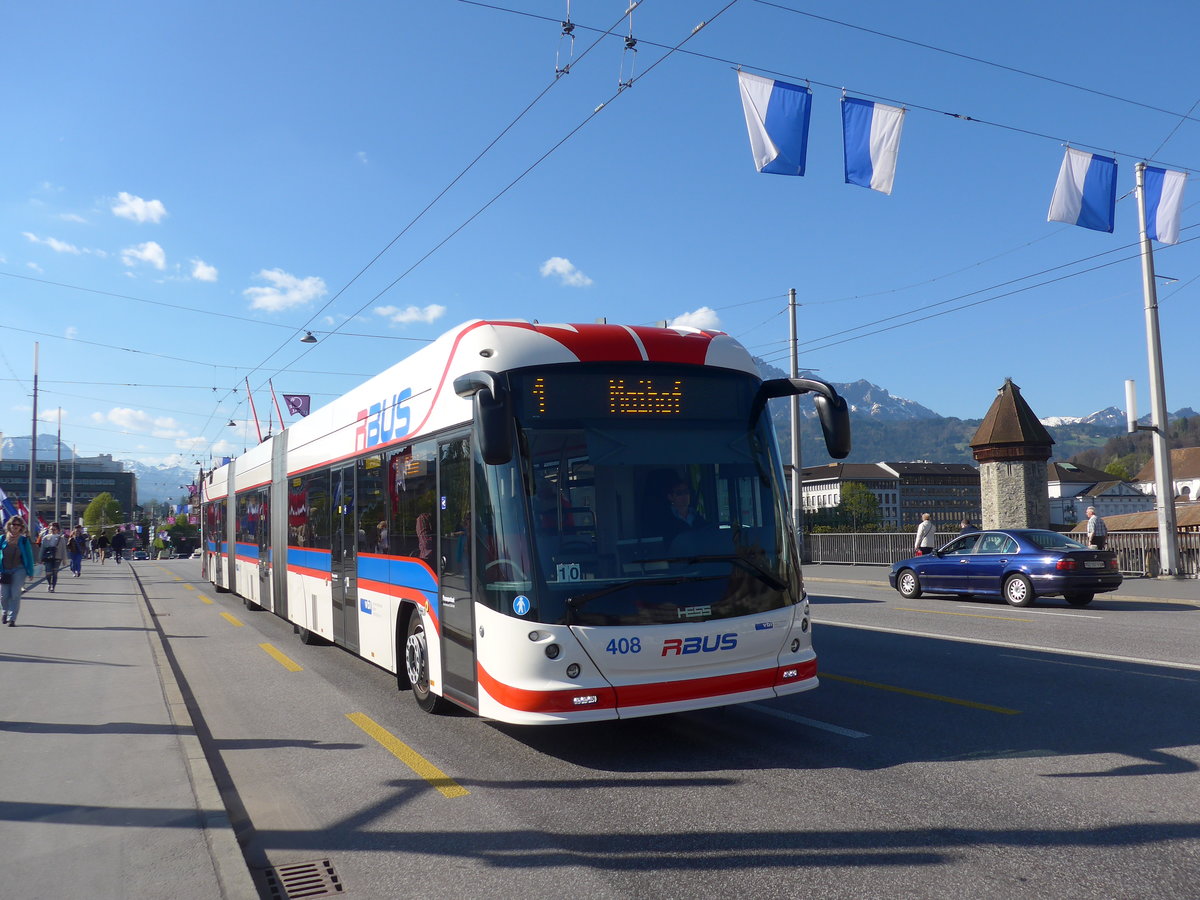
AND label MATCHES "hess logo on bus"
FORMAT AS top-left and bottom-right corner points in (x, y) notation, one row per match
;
(355, 389), (413, 451)
(661, 633), (737, 656)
